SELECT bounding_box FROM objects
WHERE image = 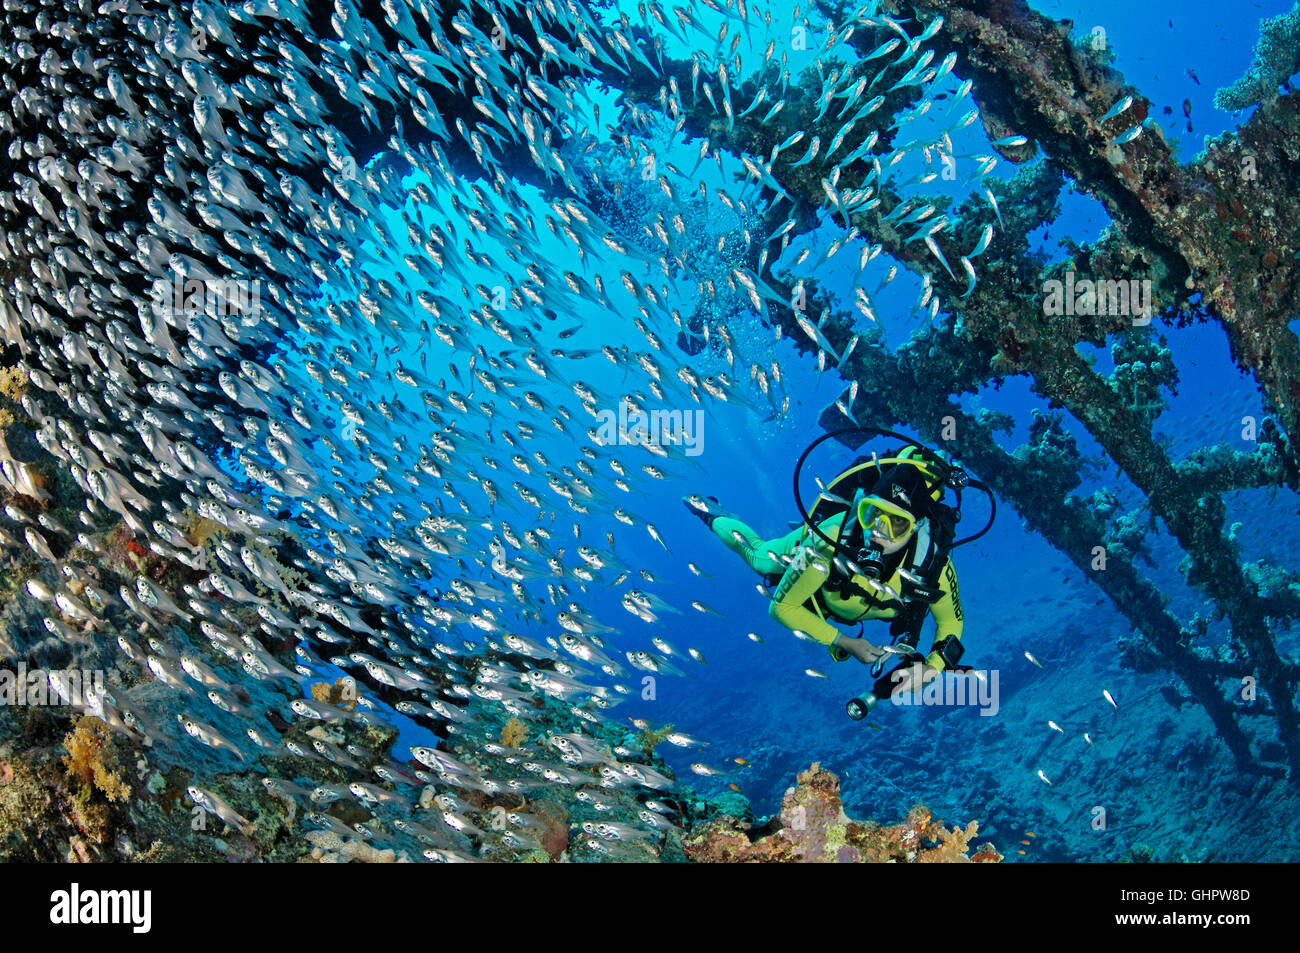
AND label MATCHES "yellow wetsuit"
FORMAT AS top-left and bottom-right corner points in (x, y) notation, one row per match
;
(712, 510), (964, 670)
